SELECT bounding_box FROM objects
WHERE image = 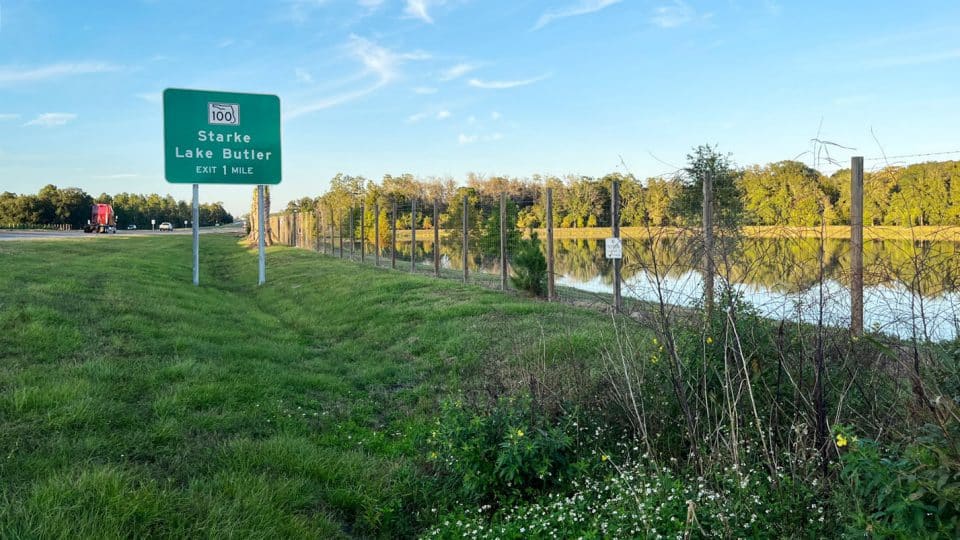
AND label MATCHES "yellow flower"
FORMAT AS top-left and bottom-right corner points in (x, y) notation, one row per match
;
(706, 336), (713, 344)
(652, 338), (659, 346)
(429, 451), (438, 459)
(601, 454), (609, 462)
(516, 428), (524, 438)
(836, 434), (848, 448)
(650, 355), (659, 365)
